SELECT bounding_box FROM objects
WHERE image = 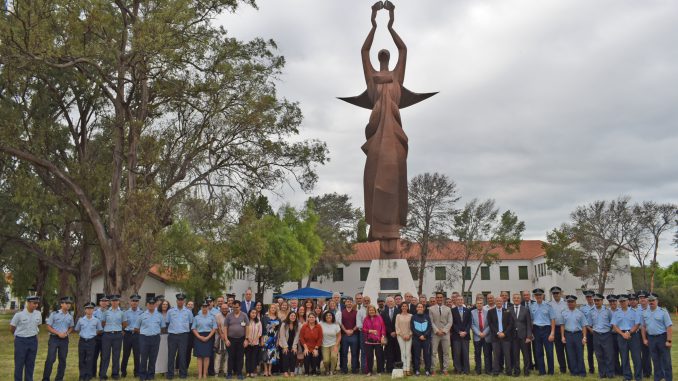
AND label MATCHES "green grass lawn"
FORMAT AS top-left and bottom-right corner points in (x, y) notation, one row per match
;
(1, 312), (676, 380)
